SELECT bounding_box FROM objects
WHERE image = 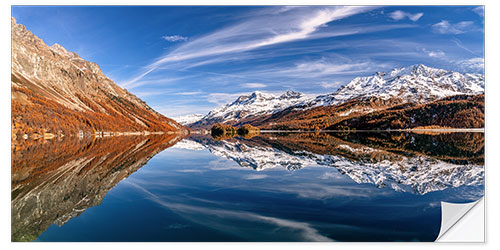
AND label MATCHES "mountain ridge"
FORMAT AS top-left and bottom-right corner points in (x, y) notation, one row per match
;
(189, 90), (312, 128)
(186, 64), (484, 130)
(299, 64), (483, 109)
(11, 17), (185, 138)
